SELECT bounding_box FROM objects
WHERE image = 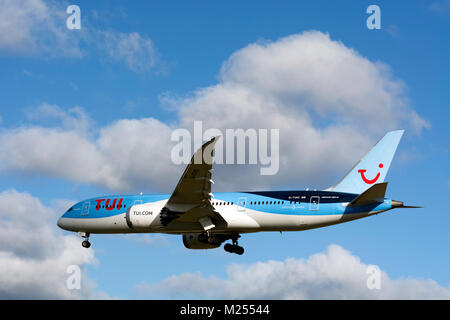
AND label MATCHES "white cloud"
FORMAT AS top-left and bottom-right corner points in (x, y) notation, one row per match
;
(0, 189), (107, 299)
(219, 33), (400, 129)
(96, 117), (179, 191)
(179, 31), (429, 135)
(0, 31), (429, 192)
(26, 103), (92, 133)
(0, 126), (109, 185)
(101, 31), (158, 73)
(0, 0), (159, 72)
(174, 31), (429, 189)
(134, 244), (450, 299)
(0, 0), (83, 57)
(0, 106), (179, 192)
